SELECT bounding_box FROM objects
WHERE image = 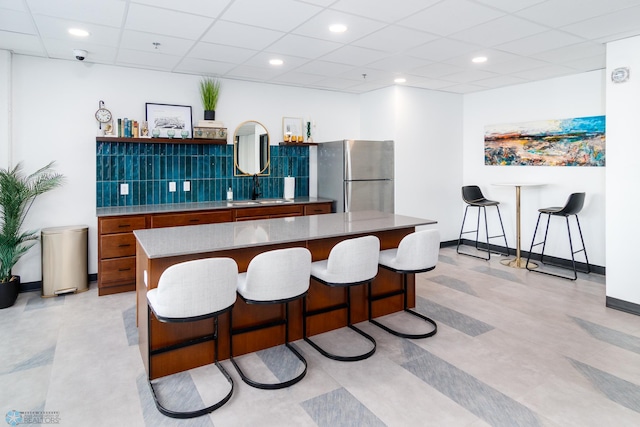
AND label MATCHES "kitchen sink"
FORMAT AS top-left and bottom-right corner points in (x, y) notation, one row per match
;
(258, 199), (293, 204)
(231, 201), (259, 206)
